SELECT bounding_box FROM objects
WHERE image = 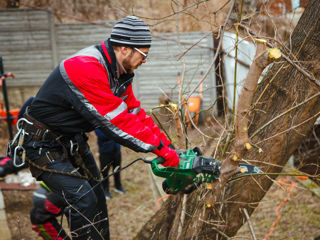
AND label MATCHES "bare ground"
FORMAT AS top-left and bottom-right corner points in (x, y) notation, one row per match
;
(1, 124), (320, 240)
